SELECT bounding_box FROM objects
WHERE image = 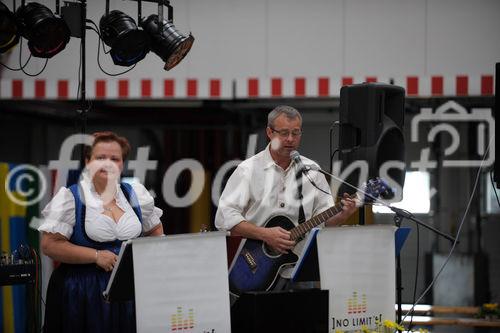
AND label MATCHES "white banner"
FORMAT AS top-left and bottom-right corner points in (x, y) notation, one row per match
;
(317, 225), (396, 332)
(132, 232), (231, 333)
